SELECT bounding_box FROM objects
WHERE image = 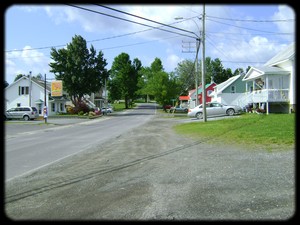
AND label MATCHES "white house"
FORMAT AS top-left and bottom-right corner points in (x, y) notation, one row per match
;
(242, 42), (295, 114)
(5, 75), (69, 116)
